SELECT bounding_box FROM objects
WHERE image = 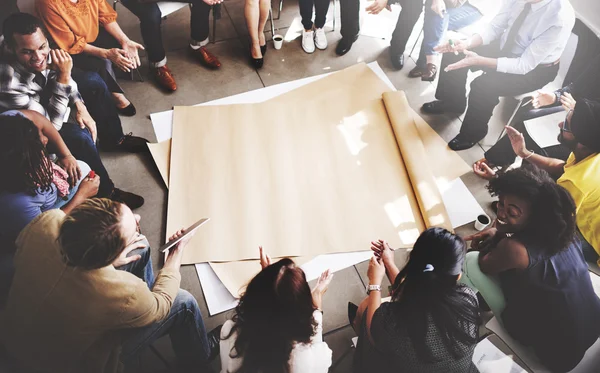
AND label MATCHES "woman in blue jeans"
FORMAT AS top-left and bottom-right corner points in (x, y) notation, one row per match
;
(409, 0), (485, 81)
